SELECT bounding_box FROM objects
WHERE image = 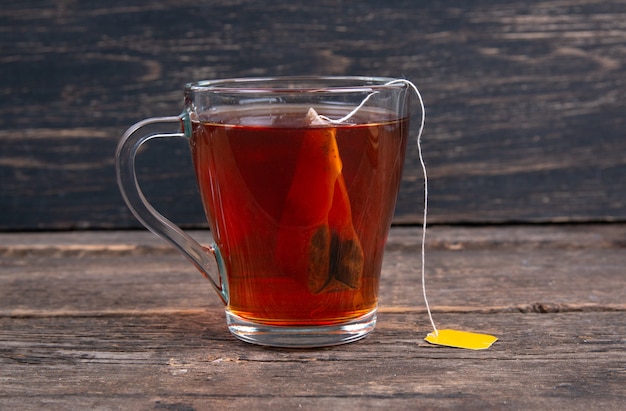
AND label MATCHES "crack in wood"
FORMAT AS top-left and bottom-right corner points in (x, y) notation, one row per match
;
(1, 303), (623, 319)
